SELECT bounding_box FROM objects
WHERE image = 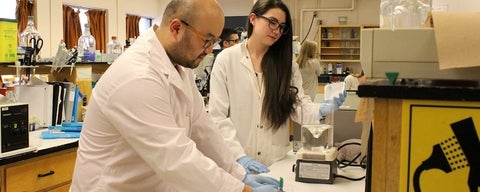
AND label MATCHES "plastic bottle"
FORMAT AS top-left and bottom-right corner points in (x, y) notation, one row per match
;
(106, 36), (122, 60)
(52, 40), (67, 68)
(77, 24), (96, 62)
(19, 16), (41, 62)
